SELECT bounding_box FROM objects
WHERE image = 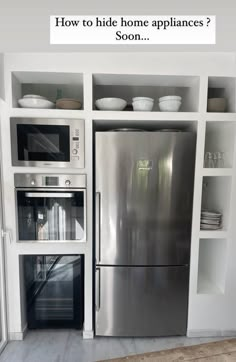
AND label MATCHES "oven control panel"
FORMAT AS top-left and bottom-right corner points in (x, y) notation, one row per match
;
(14, 174), (86, 189)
